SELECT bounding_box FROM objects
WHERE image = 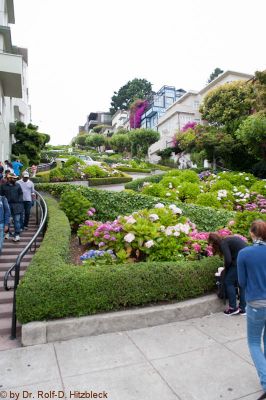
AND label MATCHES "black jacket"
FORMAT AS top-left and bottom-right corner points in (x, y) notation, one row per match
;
(220, 236), (247, 269)
(0, 182), (23, 214)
